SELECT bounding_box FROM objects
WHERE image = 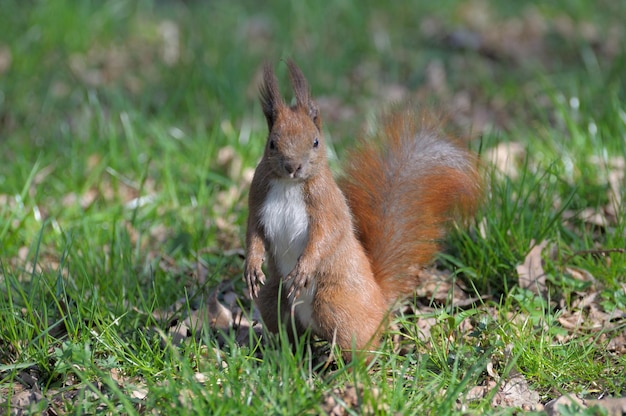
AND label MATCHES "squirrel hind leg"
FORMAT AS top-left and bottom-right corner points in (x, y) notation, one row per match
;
(312, 282), (387, 358)
(255, 275), (284, 334)
(256, 271), (309, 345)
